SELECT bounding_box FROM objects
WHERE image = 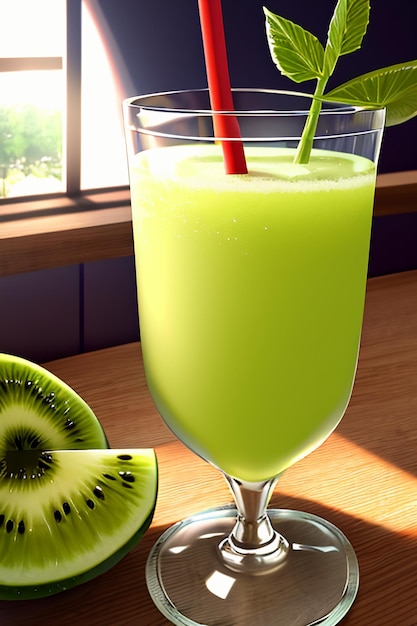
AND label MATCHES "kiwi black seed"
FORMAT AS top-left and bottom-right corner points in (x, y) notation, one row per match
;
(0, 355), (157, 601)
(0, 448), (157, 600)
(0, 354), (108, 453)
